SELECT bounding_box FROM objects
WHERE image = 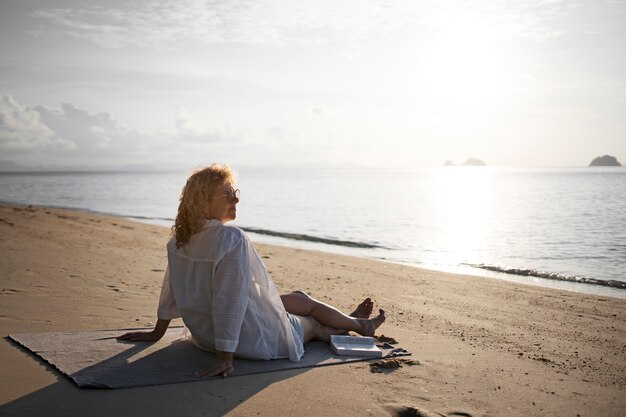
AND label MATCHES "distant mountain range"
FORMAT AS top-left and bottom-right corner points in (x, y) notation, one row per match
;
(0, 160), (157, 172)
